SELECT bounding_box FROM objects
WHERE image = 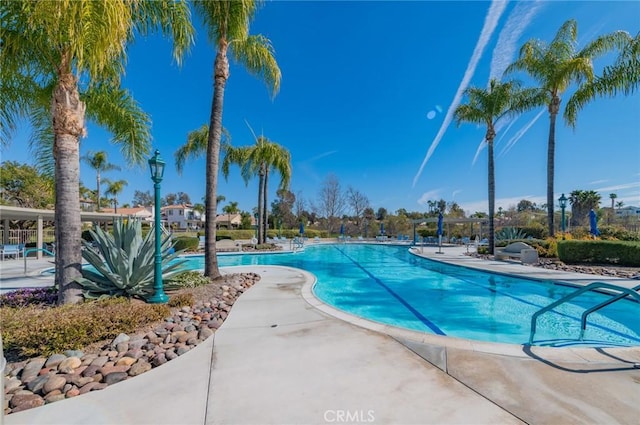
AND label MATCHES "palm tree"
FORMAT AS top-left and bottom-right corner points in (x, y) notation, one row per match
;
(222, 201), (240, 215)
(565, 32), (638, 124)
(105, 179), (128, 214)
(222, 136), (291, 244)
(568, 190), (601, 227)
(82, 151), (121, 211)
(191, 0), (281, 279)
(506, 19), (628, 237)
(609, 193), (618, 224)
(454, 79), (538, 255)
(1, 1), (193, 304)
